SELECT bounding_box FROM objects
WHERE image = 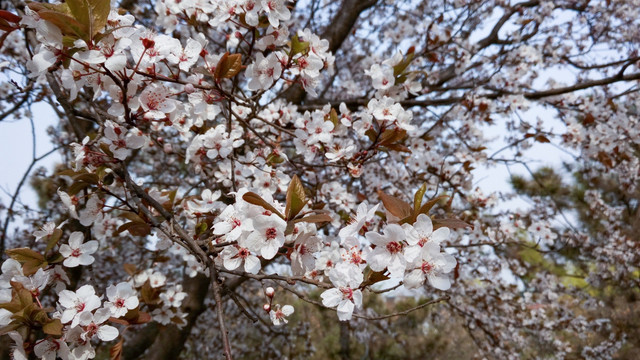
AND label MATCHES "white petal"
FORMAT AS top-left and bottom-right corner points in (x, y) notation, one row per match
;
(336, 300), (355, 321)
(431, 227), (450, 244)
(281, 305), (294, 316)
(81, 240), (99, 254)
(403, 269), (424, 289)
(124, 296), (139, 310)
(244, 255), (261, 274)
(68, 232), (84, 249)
(320, 288), (342, 308)
(223, 256), (242, 271)
(427, 273), (451, 290)
(97, 325), (119, 341)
